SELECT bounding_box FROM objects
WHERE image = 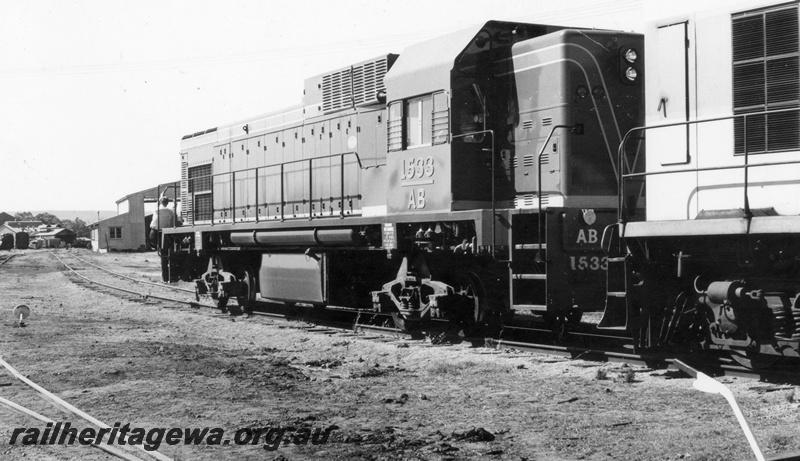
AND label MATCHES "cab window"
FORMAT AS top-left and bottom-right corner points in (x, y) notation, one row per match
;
(406, 95), (432, 148)
(387, 91), (449, 151)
